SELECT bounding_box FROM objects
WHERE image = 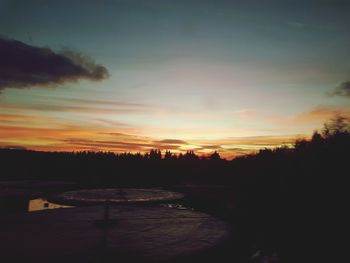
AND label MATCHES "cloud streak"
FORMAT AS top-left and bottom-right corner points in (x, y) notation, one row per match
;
(155, 139), (188, 145)
(287, 21), (337, 31)
(293, 106), (350, 124)
(0, 37), (109, 90)
(0, 121), (301, 159)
